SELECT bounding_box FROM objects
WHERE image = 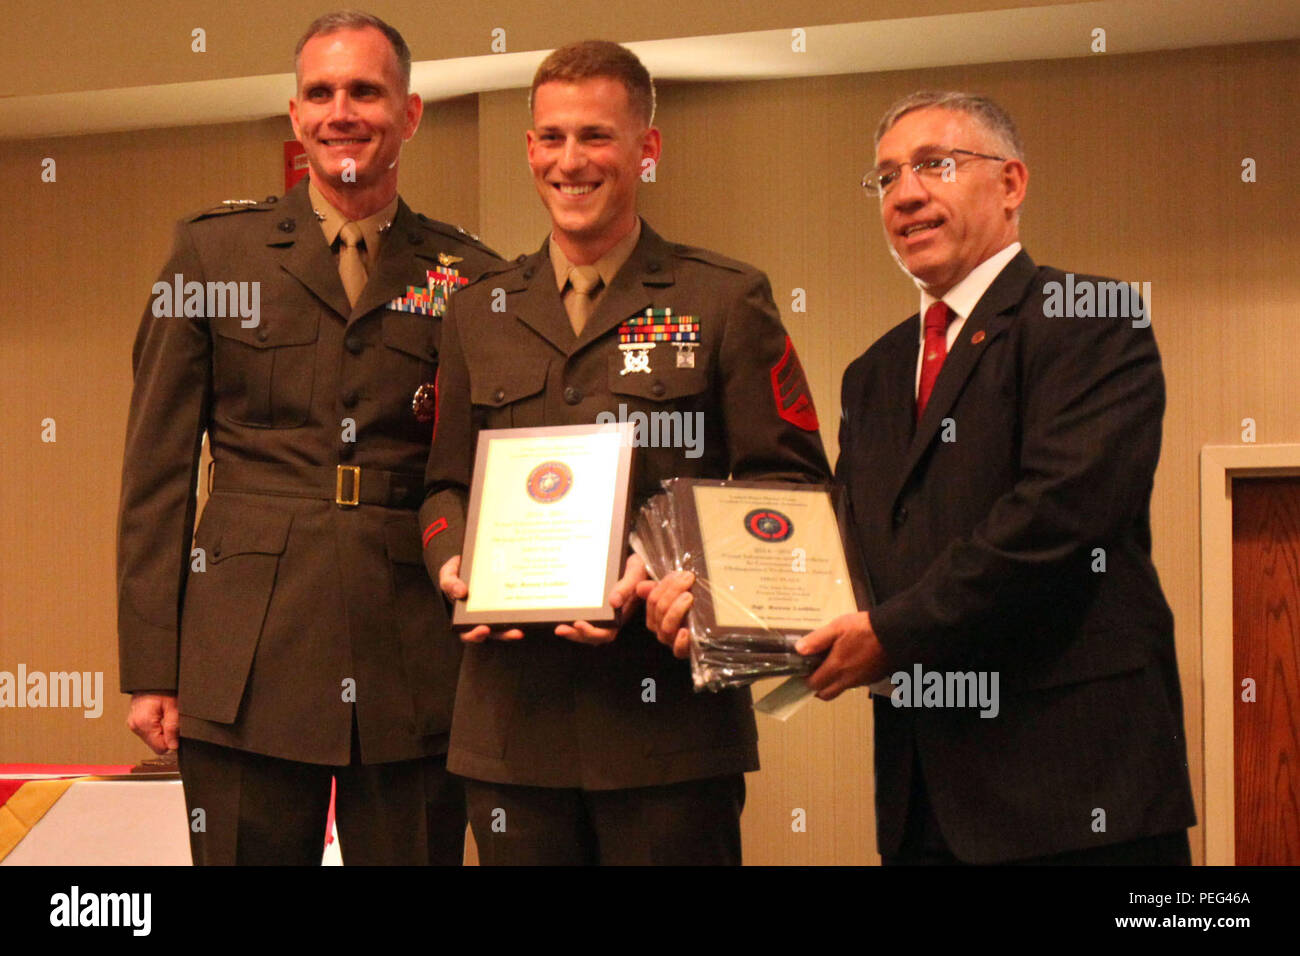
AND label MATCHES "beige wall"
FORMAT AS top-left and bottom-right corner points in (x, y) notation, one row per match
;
(3, 38), (1297, 865)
